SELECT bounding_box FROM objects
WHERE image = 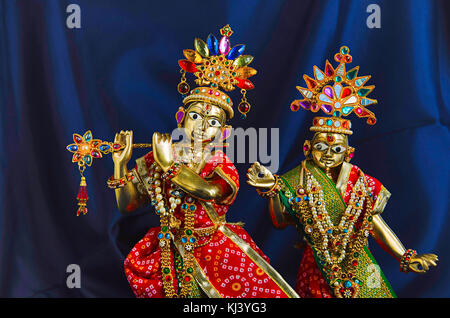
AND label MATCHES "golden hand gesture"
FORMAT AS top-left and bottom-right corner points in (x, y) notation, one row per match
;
(153, 132), (174, 172)
(246, 162), (276, 190)
(409, 253), (439, 274)
(112, 130), (133, 166)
